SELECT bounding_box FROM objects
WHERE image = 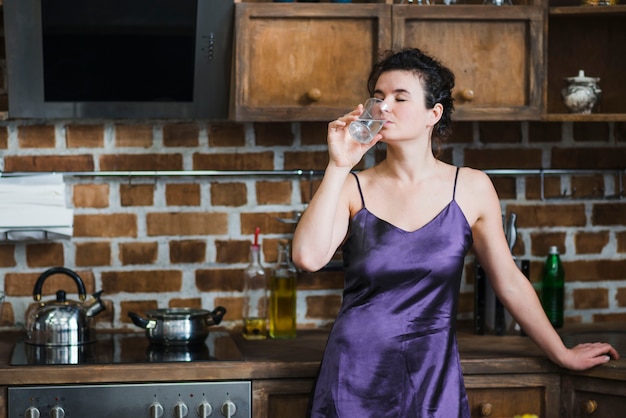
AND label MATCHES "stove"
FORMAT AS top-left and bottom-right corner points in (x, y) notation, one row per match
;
(8, 332), (251, 418)
(10, 331), (244, 366)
